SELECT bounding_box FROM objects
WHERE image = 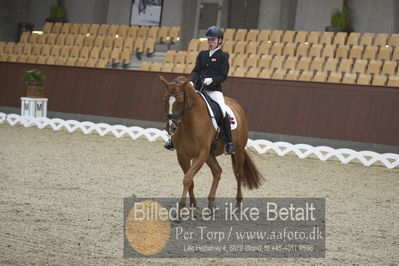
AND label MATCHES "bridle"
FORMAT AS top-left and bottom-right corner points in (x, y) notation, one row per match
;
(165, 80), (196, 128)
